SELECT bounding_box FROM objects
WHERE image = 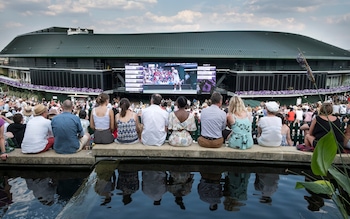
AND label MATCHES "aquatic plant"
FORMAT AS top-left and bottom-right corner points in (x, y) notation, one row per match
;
(294, 51), (350, 218)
